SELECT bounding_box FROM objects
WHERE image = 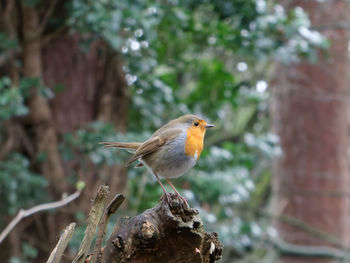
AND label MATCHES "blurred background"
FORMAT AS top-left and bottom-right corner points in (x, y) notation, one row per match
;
(0, 0), (349, 262)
